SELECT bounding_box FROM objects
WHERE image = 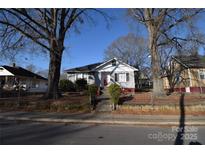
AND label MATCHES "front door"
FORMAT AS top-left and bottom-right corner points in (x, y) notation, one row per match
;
(104, 76), (108, 86)
(101, 72), (110, 87)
